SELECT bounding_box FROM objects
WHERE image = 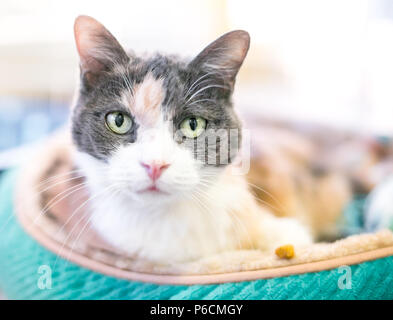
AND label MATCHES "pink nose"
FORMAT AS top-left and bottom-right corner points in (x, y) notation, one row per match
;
(140, 162), (170, 181)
